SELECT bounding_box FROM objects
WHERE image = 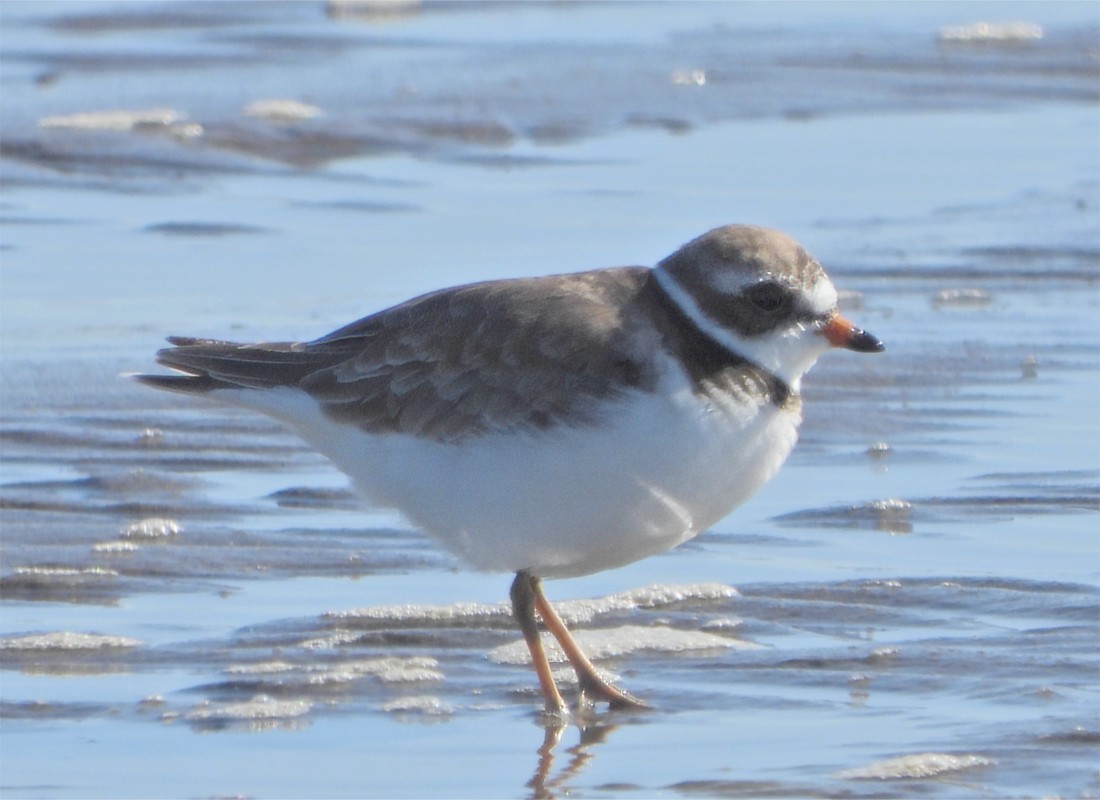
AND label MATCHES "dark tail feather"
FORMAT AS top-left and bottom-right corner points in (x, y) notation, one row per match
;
(134, 336), (341, 394)
(132, 372), (230, 394)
